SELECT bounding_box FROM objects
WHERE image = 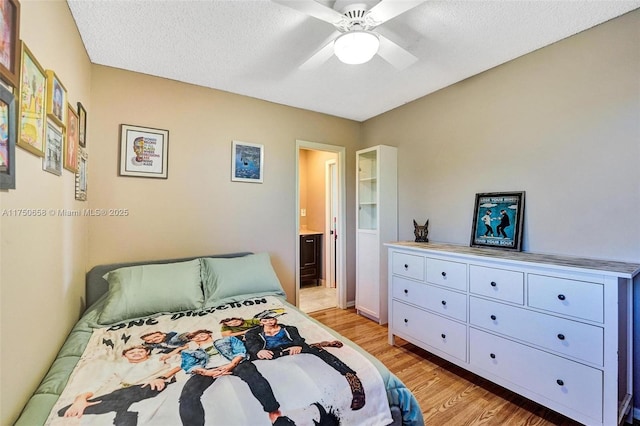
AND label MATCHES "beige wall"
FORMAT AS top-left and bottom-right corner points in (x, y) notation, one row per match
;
(362, 10), (640, 263)
(87, 65), (360, 303)
(3, 4), (639, 424)
(0, 2), (92, 424)
(305, 150), (338, 235)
